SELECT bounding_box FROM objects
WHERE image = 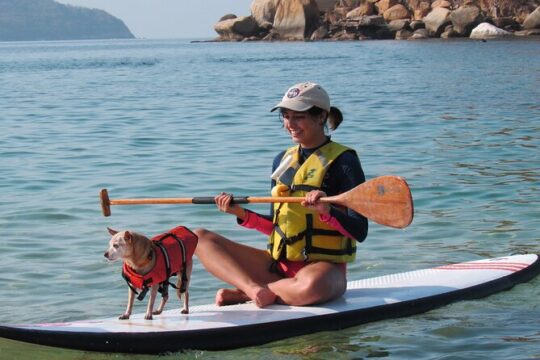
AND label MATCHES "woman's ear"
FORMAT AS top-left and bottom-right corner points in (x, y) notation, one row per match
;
(320, 111), (328, 126)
